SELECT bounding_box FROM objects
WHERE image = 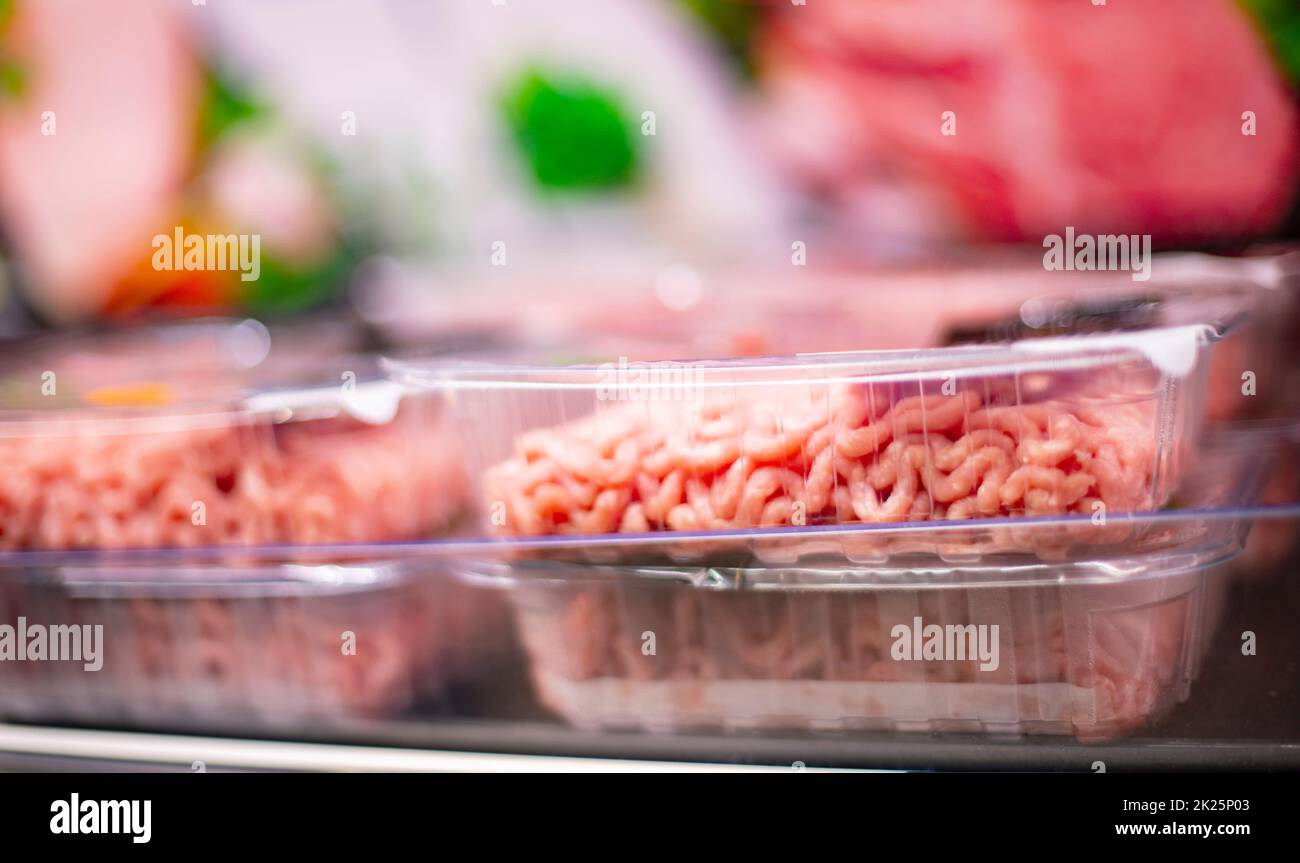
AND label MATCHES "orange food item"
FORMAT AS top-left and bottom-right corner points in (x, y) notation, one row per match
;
(83, 381), (175, 407)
